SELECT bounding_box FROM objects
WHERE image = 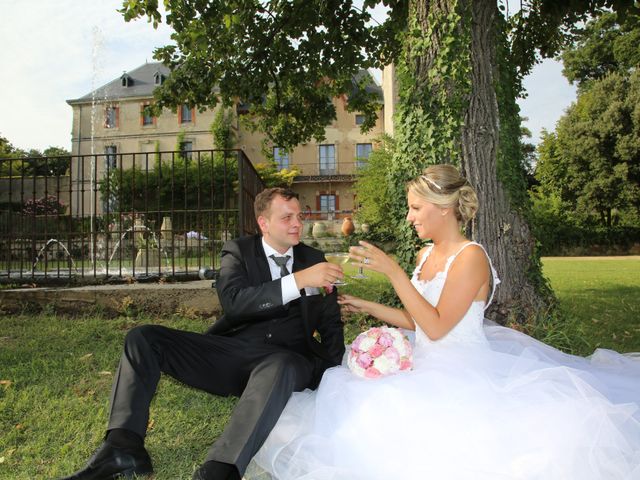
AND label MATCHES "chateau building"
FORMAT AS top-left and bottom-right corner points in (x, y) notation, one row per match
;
(67, 62), (391, 218)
